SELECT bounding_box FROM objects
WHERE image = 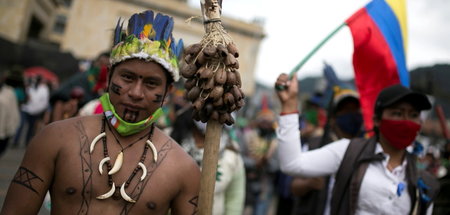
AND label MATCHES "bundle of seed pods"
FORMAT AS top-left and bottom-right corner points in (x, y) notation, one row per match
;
(181, 36), (245, 125)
